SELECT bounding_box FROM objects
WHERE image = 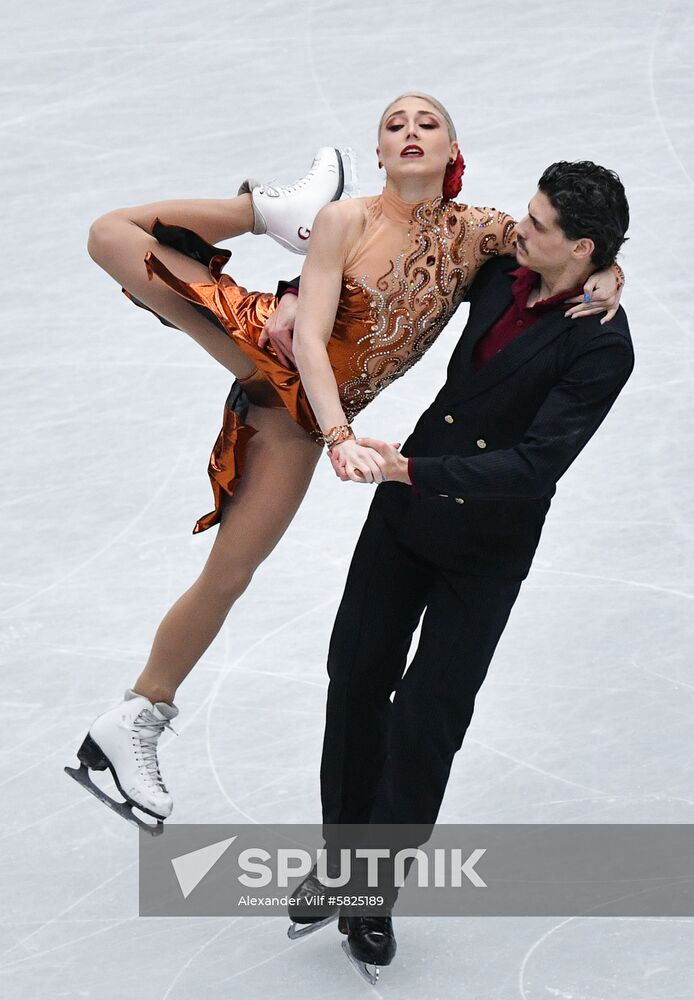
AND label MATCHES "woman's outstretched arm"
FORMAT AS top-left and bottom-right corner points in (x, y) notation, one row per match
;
(481, 207), (625, 323)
